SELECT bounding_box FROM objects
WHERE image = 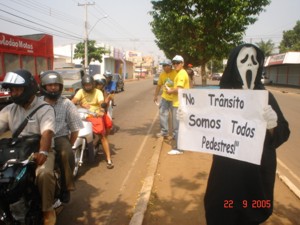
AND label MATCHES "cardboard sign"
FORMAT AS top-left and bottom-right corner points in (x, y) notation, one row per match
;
(178, 89), (268, 165)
